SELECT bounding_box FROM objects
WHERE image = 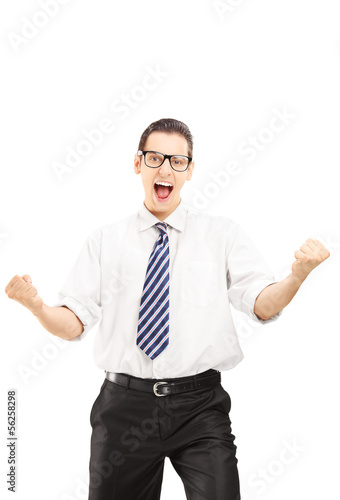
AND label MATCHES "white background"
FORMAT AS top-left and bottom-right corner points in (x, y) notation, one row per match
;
(1, 0), (339, 499)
